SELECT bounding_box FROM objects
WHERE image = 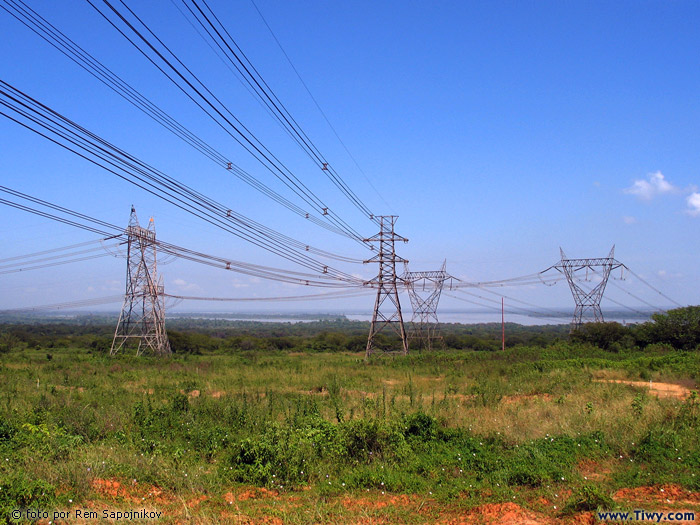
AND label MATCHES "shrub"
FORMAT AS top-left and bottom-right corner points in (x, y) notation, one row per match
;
(0, 473), (55, 523)
(562, 484), (613, 514)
